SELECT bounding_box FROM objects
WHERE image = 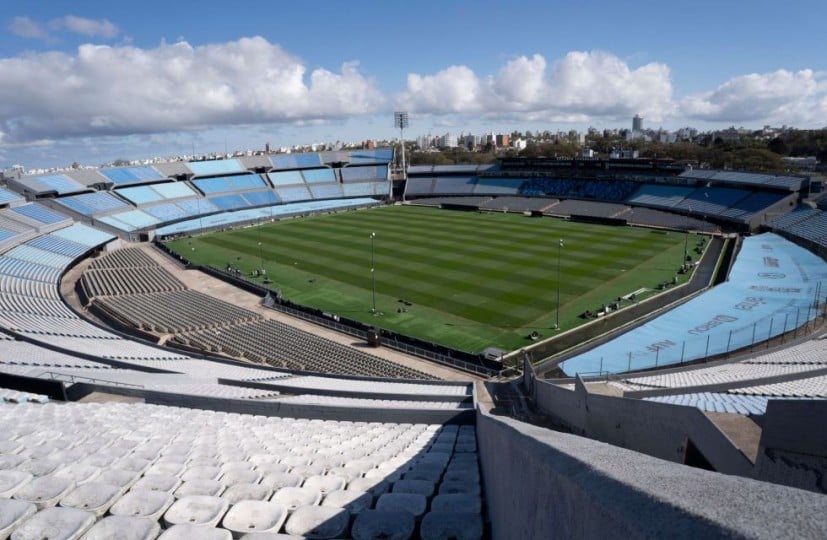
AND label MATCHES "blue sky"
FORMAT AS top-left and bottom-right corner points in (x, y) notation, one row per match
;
(1, 0), (825, 169)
